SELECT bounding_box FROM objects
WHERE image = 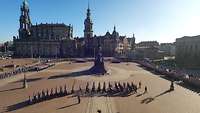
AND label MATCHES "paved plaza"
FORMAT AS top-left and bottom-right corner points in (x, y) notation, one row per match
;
(0, 61), (200, 113)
